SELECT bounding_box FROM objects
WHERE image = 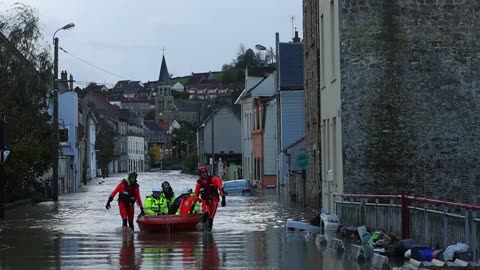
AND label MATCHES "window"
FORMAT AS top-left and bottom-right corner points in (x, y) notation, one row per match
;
(59, 128), (69, 144)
